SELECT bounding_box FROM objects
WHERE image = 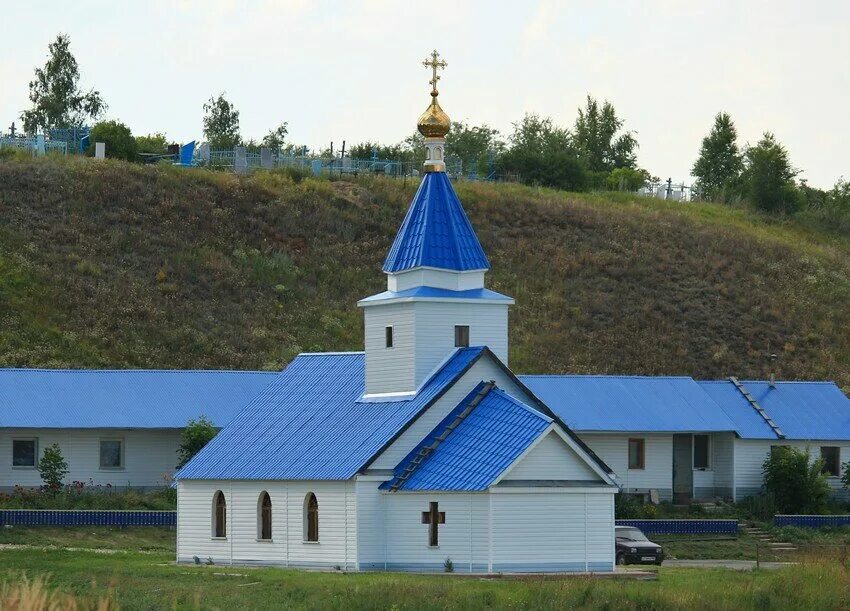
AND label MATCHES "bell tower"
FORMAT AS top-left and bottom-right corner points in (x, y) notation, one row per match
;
(358, 51), (514, 398)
